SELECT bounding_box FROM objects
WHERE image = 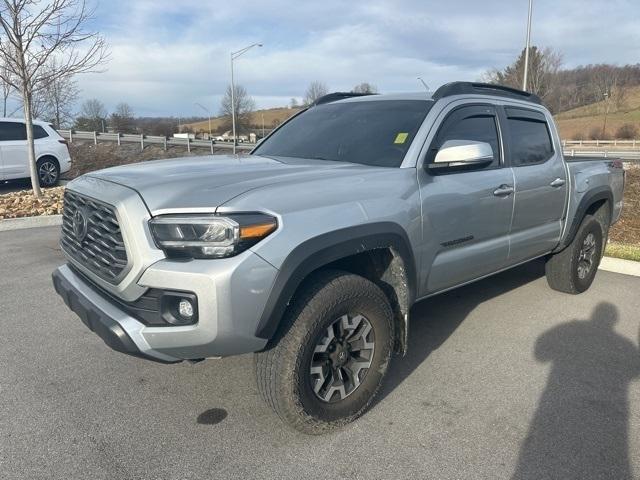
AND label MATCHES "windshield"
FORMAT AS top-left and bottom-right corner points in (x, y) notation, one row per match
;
(253, 99), (432, 167)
